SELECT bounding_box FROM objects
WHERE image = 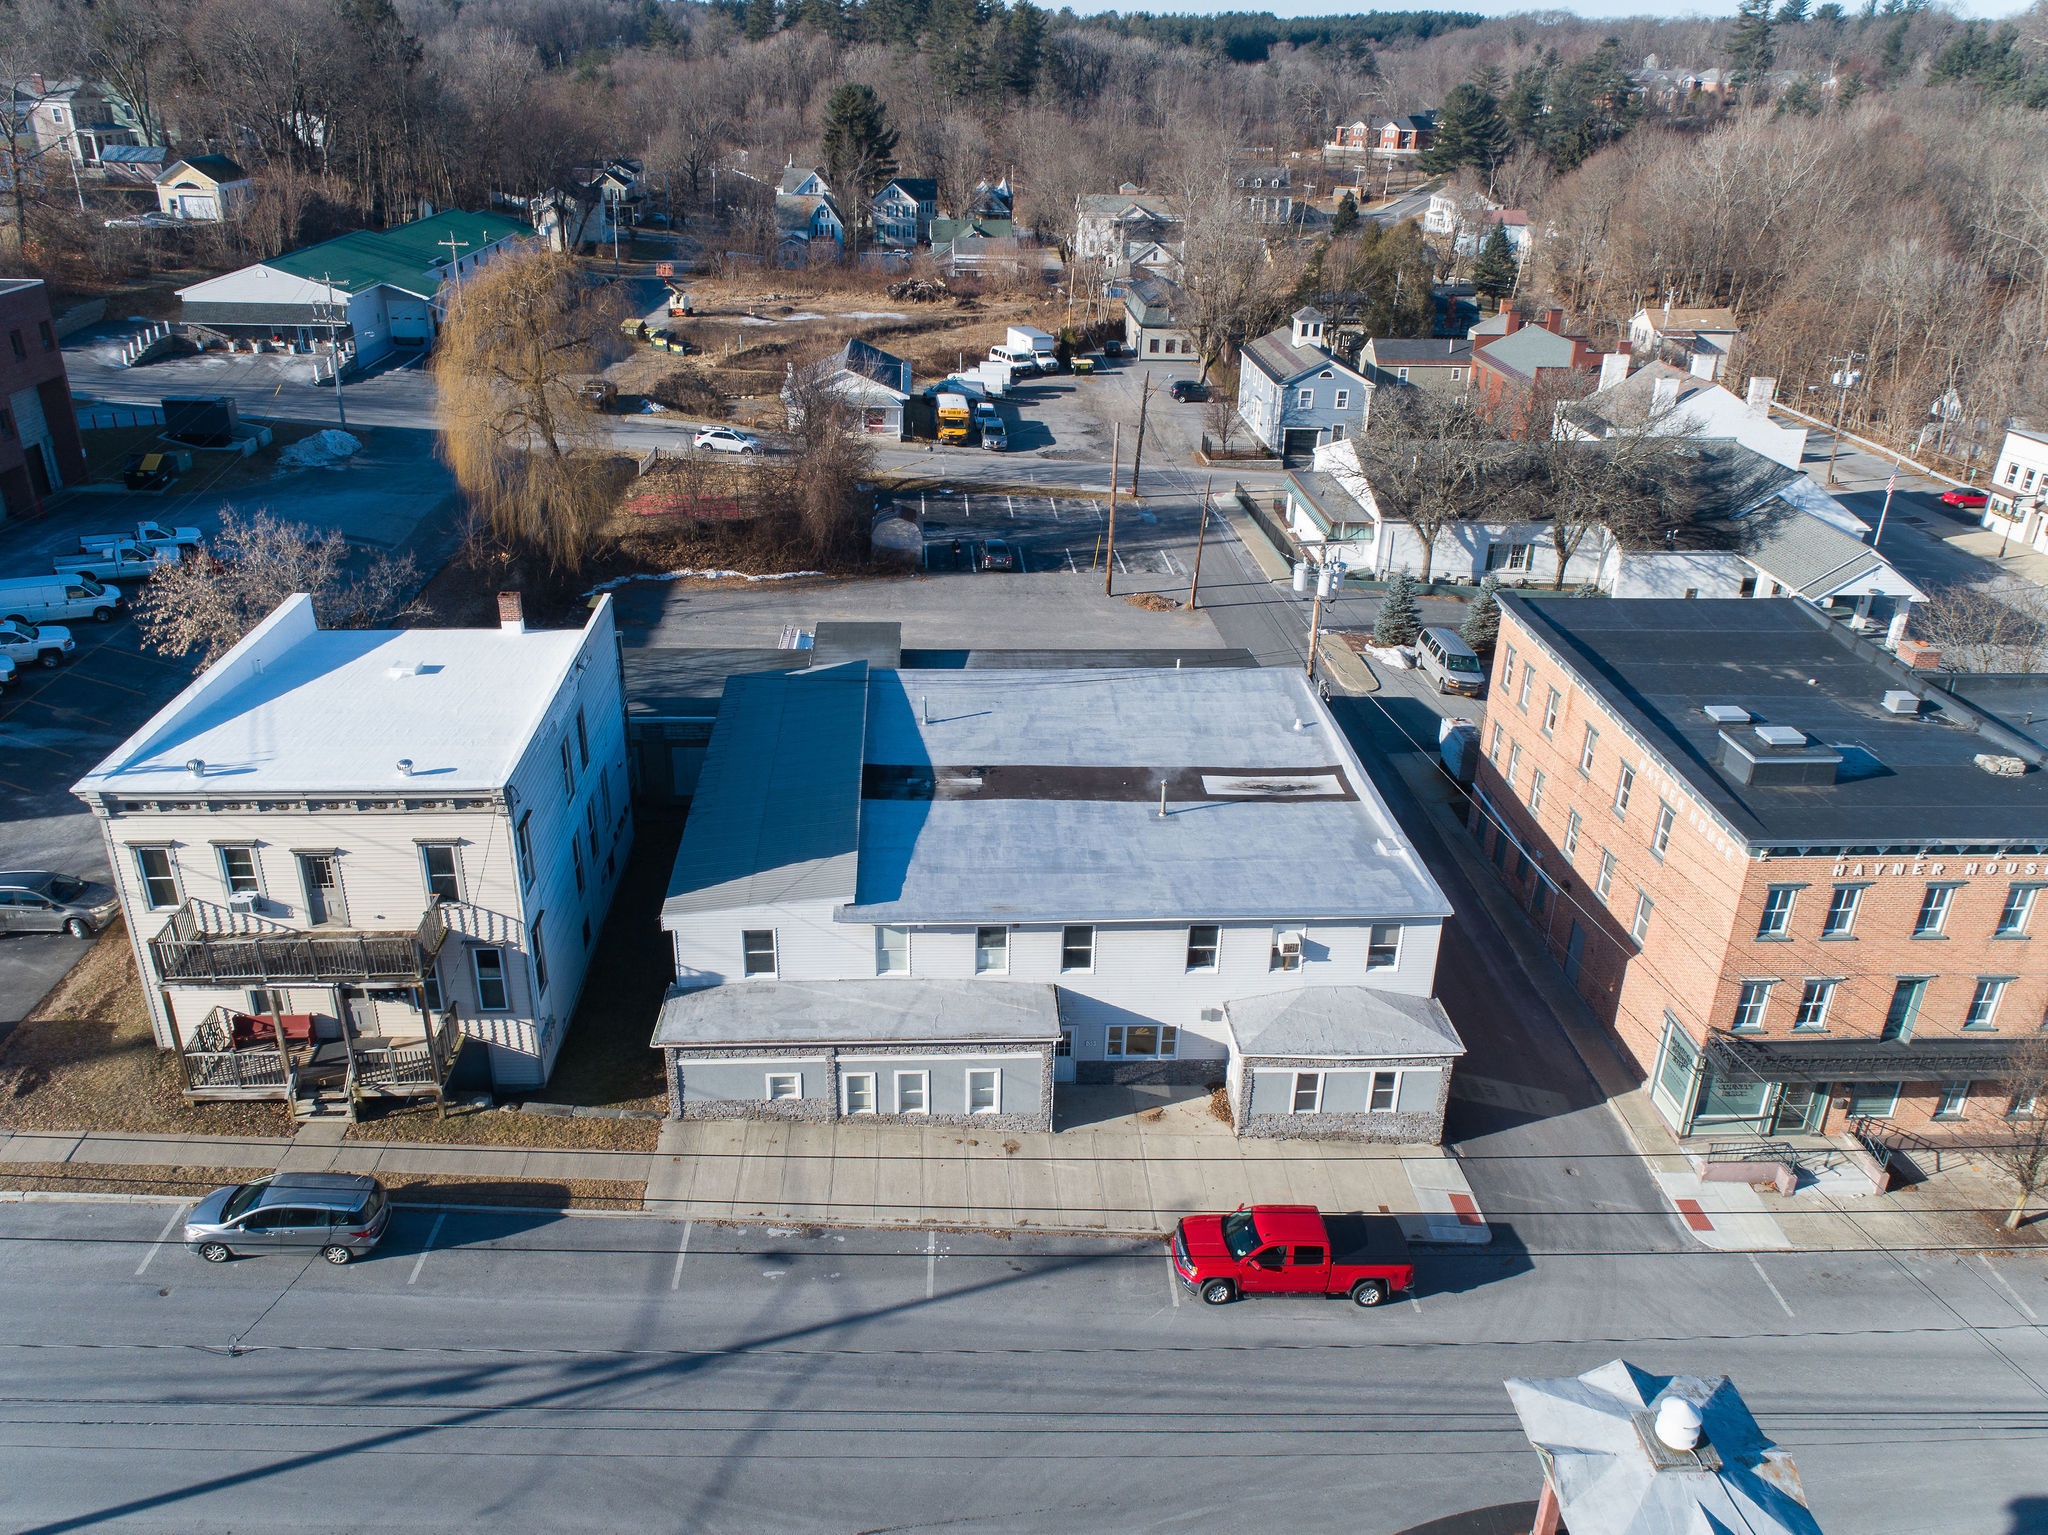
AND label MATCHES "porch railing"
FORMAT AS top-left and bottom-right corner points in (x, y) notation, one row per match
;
(149, 899), (449, 986)
(184, 1047), (294, 1095)
(349, 1007), (462, 1094)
